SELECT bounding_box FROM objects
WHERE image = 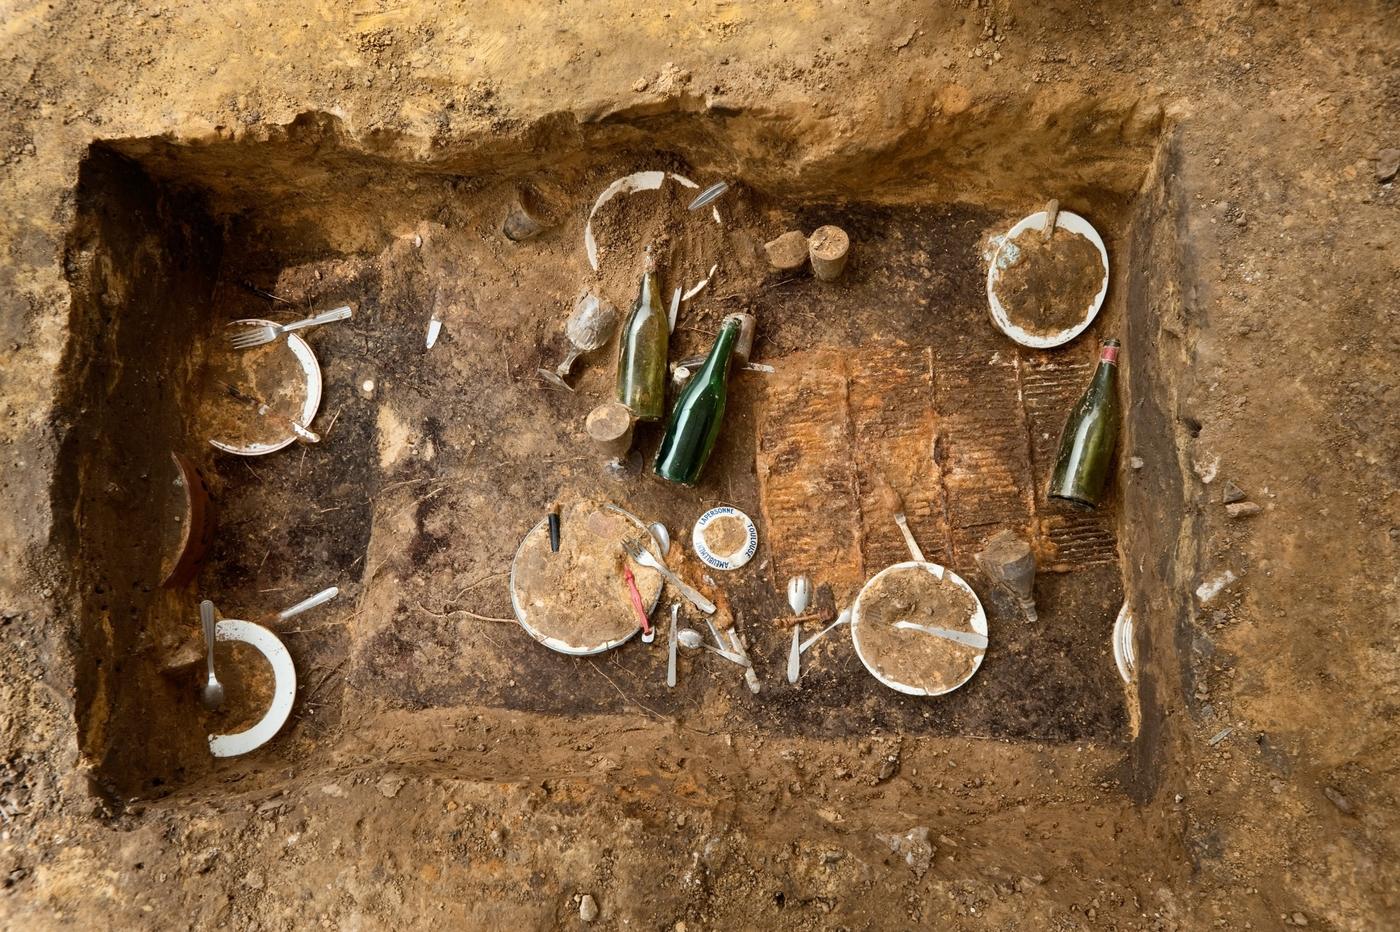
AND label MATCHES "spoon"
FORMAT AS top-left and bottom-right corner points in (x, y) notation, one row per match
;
(786, 575), (812, 684)
(677, 628), (750, 666)
(666, 603), (679, 688)
(799, 608), (851, 654)
(200, 599), (225, 710)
